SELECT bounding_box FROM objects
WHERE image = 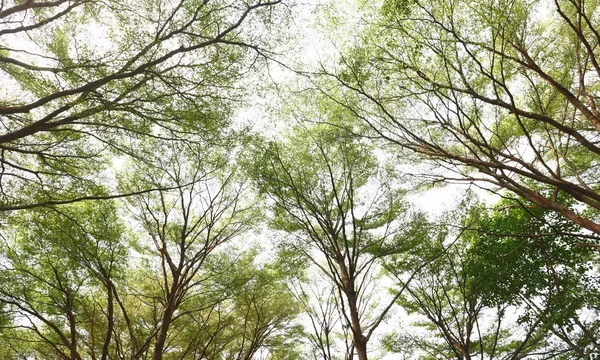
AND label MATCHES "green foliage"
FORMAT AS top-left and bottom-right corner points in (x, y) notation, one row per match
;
(0, 0), (281, 211)
(380, 0), (414, 19)
(152, 248), (304, 359)
(466, 199), (597, 307)
(3, 0), (600, 358)
(0, 201), (128, 358)
(382, 195), (600, 358)
(464, 197), (600, 356)
(247, 121), (399, 233)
